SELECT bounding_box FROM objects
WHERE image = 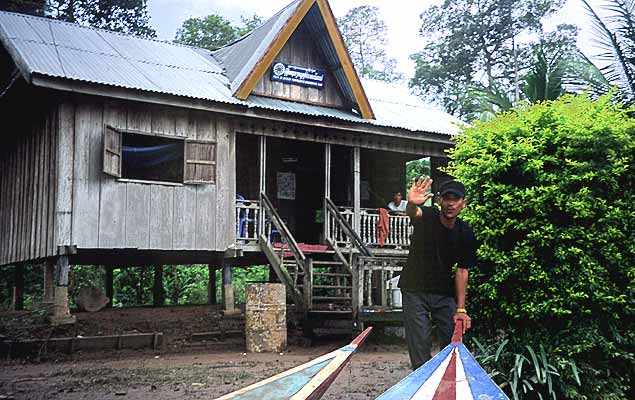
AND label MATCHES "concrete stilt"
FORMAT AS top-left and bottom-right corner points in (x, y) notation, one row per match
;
(50, 256), (76, 326)
(221, 262), (239, 315)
